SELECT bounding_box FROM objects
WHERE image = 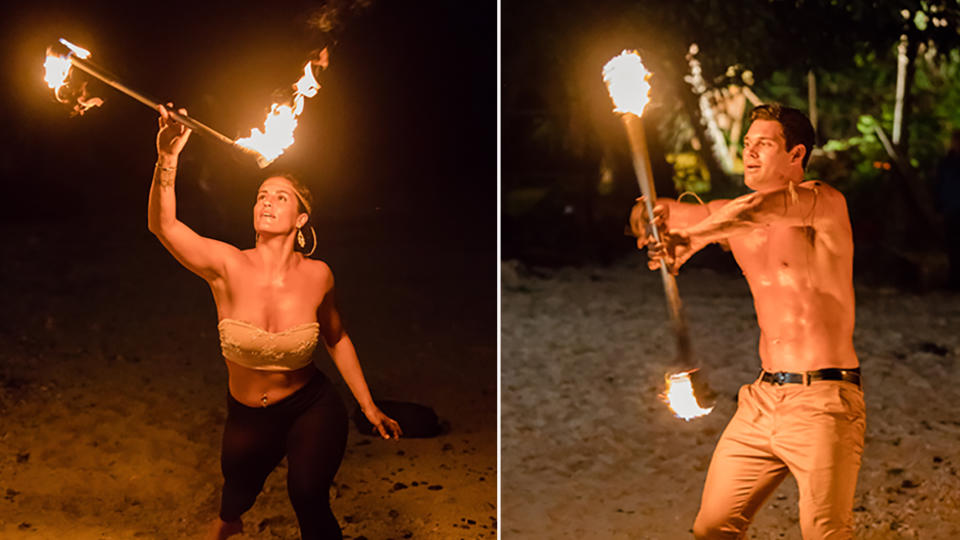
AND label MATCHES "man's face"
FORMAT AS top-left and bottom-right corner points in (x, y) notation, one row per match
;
(742, 119), (802, 191)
